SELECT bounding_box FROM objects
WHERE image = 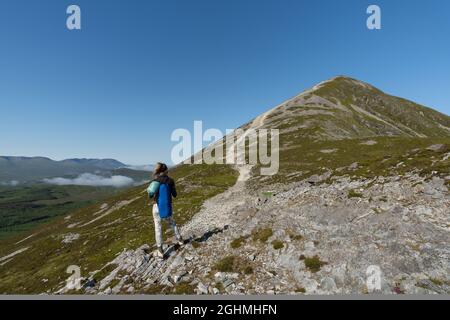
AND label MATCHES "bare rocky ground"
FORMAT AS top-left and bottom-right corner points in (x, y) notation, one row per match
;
(73, 165), (449, 295)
